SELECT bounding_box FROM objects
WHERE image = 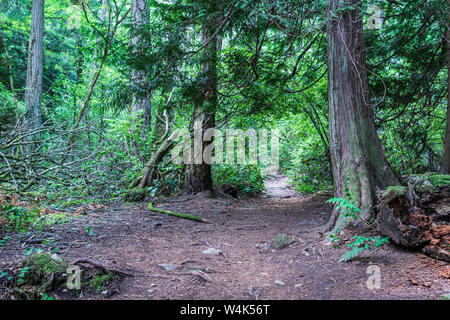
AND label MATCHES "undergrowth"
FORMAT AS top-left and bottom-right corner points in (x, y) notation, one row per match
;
(0, 192), (70, 234)
(327, 180), (390, 262)
(212, 164), (266, 195)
